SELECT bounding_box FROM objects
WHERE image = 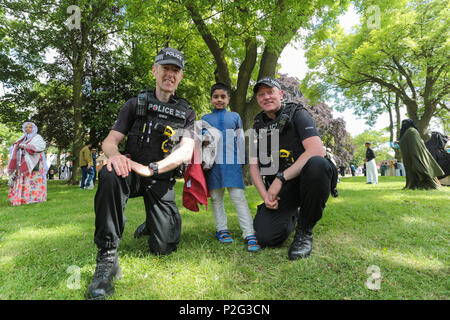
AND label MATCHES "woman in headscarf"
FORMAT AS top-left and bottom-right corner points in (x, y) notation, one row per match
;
(398, 119), (444, 190)
(7, 122), (48, 205)
(425, 131), (450, 179)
